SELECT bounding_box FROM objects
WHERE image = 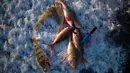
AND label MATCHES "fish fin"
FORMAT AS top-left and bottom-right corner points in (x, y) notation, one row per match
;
(56, 28), (62, 34)
(34, 22), (39, 30)
(60, 57), (66, 64)
(60, 52), (72, 64)
(60, 54), (68, 64)
(47, 44), (54, 51)
(52, 35), (56, 41)
(81, 57), (87, 64)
